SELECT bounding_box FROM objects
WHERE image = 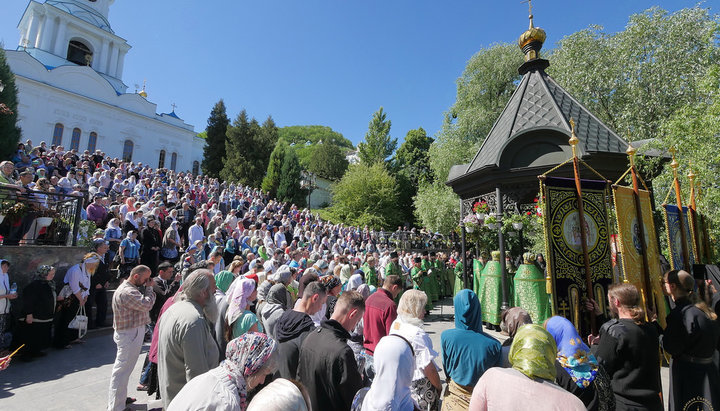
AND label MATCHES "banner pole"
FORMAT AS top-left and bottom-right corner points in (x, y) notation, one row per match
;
(568, 119), (597, 335)
(627, 145), (654, 316)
